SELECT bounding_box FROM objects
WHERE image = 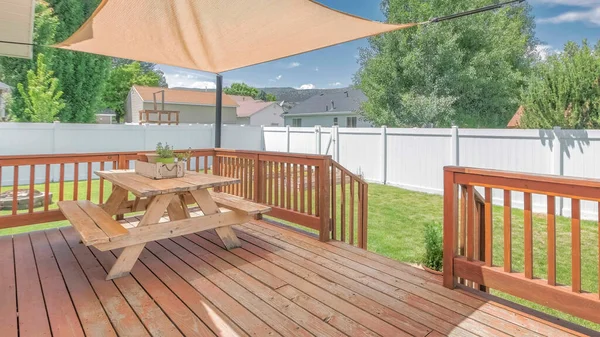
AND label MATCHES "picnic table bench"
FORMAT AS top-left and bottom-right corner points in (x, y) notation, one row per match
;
(58, 170), (270, 280)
